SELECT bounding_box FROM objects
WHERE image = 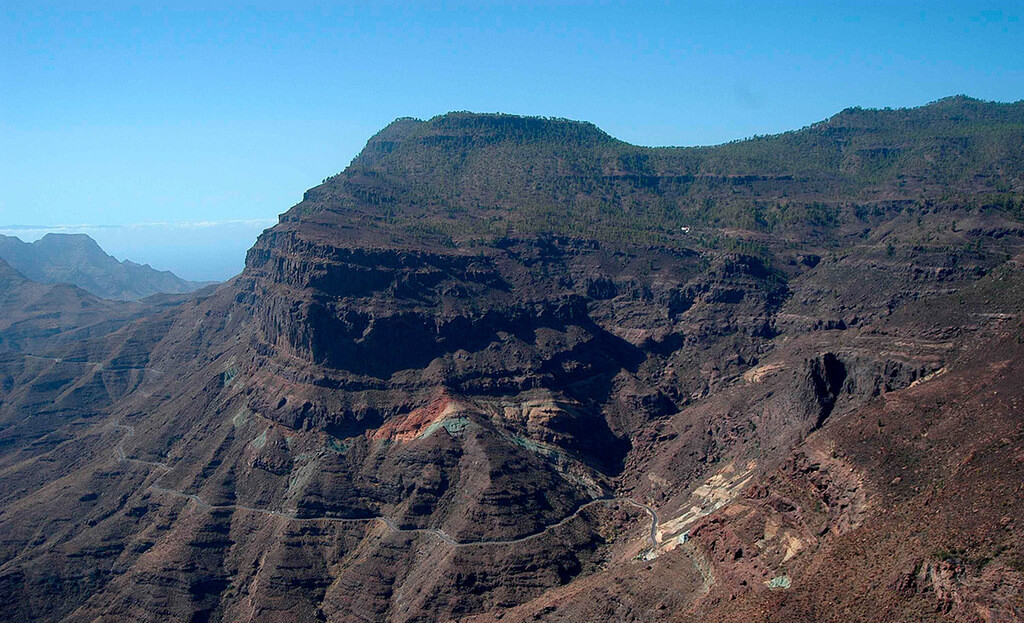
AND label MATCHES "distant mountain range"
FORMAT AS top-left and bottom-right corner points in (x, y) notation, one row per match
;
(0, 233), (216, 300)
